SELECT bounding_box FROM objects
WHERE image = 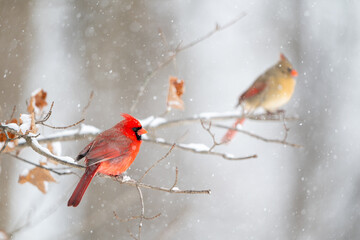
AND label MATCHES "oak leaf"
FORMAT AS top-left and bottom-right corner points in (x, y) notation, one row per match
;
(18, 166), (56, 194)
(167, 76), (185, 110)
